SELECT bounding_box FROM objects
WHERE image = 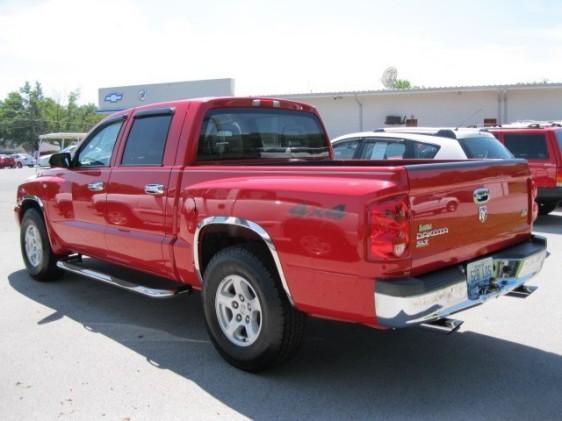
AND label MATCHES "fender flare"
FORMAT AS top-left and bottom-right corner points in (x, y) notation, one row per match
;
(193, 216), (294, 305)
